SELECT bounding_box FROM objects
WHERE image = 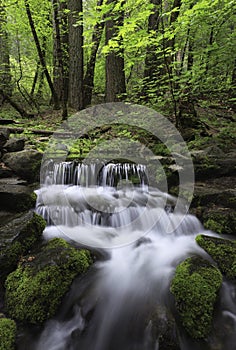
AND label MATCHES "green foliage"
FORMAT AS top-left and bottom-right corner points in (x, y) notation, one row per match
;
(170, 256), (222, 339)
(0, 318), (16, 350)
(5, 238), (92, 324)
(196, 234), (236, 279)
